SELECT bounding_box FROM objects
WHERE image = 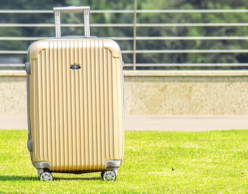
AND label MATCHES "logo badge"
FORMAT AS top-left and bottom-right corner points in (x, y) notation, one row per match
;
(70, 64), (81, 70)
